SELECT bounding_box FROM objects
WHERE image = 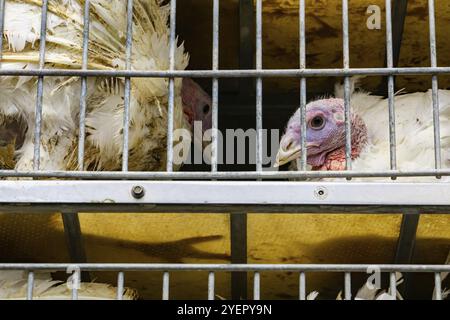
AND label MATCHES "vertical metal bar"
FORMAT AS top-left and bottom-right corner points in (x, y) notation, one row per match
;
(71, 269), (79, 300)
(122, 0), (134, 172)
(0, 0), (6, 63)
(255, 0), (263, 172)
(78, 0), (90, 170)
(344, 272), (351, 300)
(385, 0), (397, 175)
(434, 272), (442, 300)
(342, 0), (352, 172)
(33, 0), (49, 170)
(27, 271), (34, 300)
(253, 272), (260, 300)
(208, 271), (215, 300)
(117, 271), (124, 300)
(299, 272), (306, 300)
(162, 271), (170, 300)
(428, 0), (441, 175)
(394, 211), (420, 299)
(166, 0), (177, 172)
(230, 213), (247, 300)
(239, 0), (255, 95)
(389, 272), (397, 300)
(299, 0), (307, 170)
(211, 0), (219, 172)
(61, 212), (90, 282)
